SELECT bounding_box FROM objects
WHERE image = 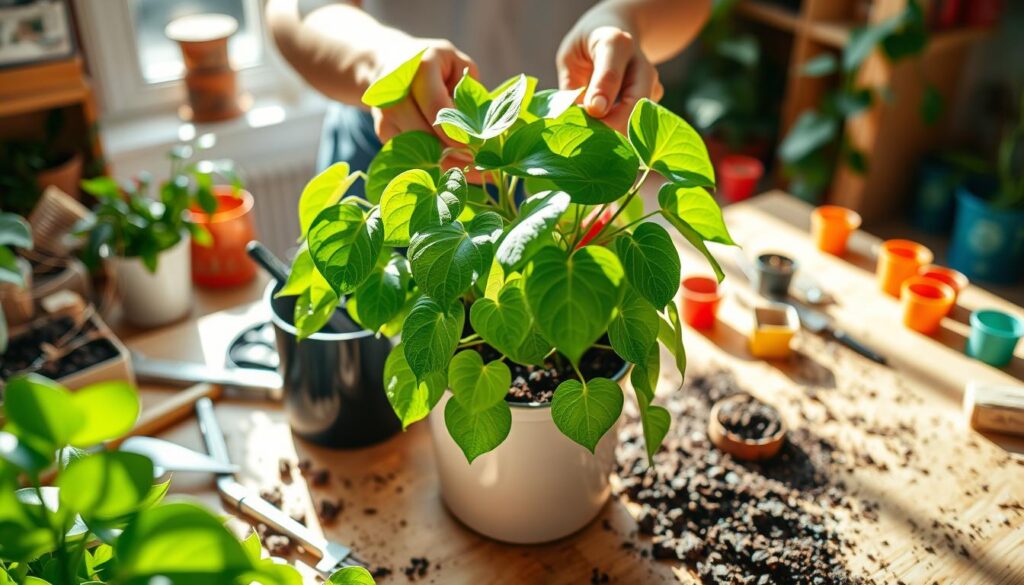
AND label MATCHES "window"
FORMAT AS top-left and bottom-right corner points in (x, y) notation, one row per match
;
(75, 0), (298, 118)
